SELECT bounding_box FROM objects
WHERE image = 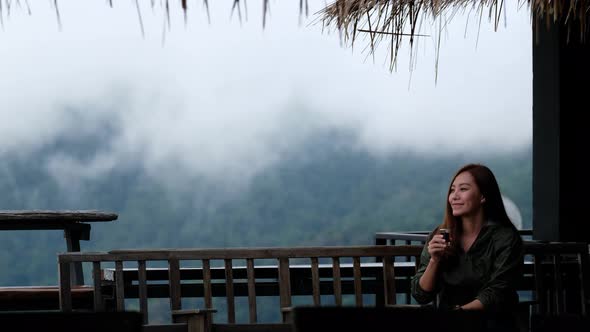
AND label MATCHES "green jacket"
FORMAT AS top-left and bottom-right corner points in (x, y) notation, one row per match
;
(411, 222), (524, 312)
